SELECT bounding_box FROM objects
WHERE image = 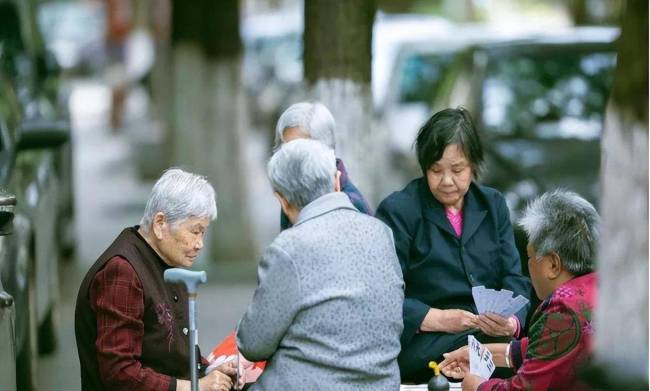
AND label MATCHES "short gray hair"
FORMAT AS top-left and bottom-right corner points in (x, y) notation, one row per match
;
(140, 168), (217, 232)
(519, 189), (599, 275)
(274, 102), (336, 150)
(267, 139), (336, 209)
